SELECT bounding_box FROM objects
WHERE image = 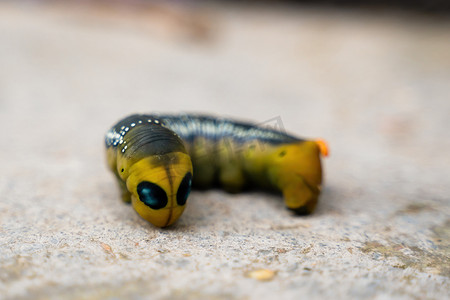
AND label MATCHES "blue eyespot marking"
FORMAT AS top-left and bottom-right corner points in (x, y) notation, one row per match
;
(137, 181), (168, 210)
(177, 172), (192, 206)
